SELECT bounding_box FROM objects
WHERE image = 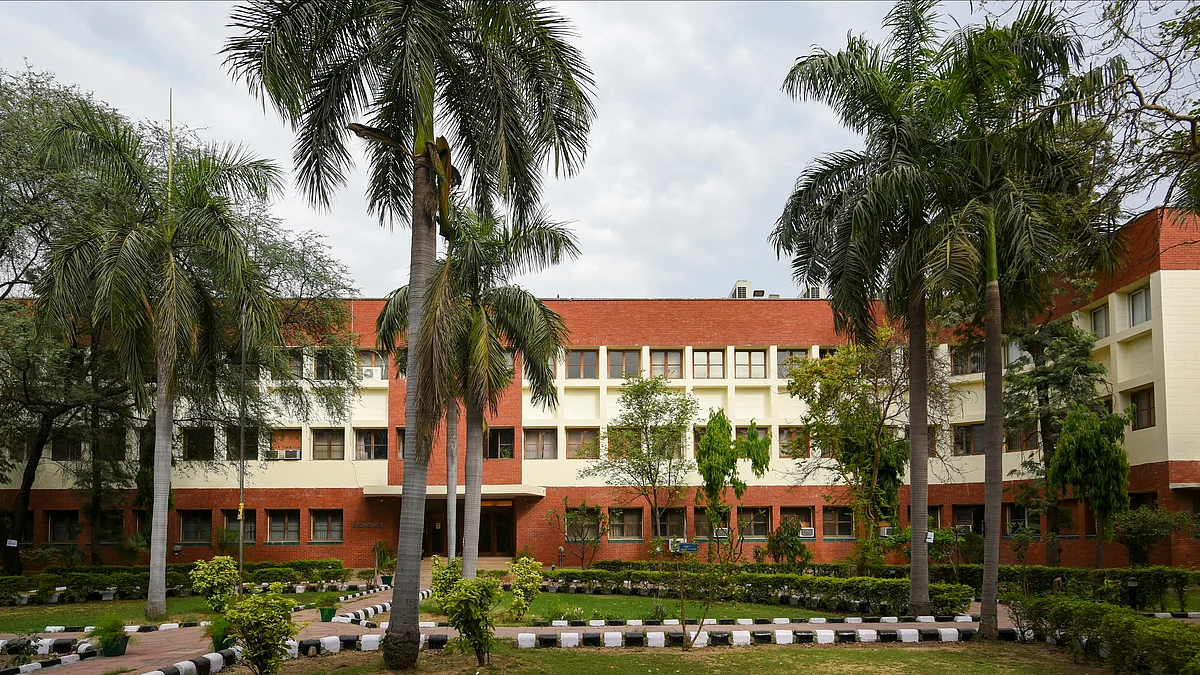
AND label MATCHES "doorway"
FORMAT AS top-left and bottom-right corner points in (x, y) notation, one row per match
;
(422, 503), (446, 558)
(478, 502), (513, 556)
